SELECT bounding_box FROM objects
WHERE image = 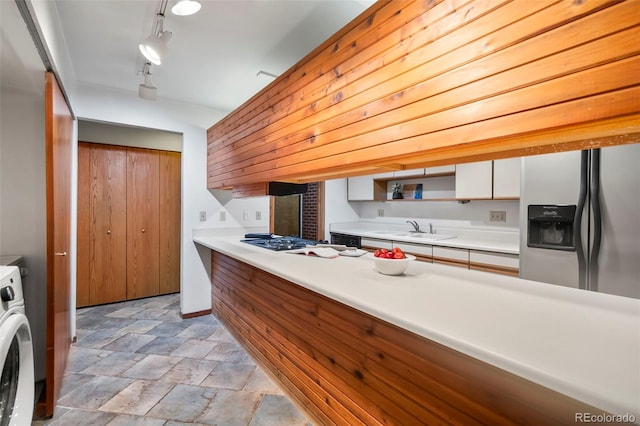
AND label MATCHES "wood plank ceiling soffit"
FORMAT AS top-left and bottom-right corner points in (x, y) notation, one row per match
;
(206, 0), (640, 195)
